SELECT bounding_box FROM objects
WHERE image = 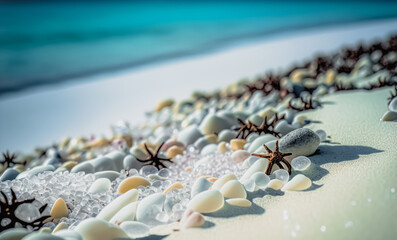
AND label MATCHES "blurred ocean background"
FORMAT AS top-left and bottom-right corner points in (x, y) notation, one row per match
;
(1, 0), (397, 94)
